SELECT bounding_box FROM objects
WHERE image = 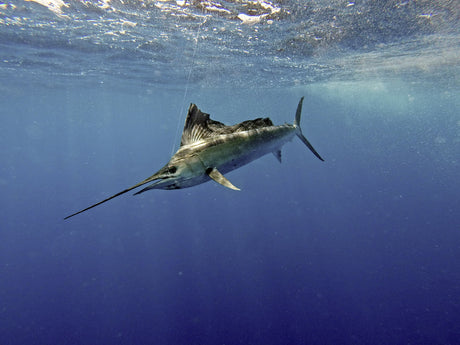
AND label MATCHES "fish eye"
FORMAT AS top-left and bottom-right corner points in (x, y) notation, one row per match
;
(167, 166), (177, 174)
